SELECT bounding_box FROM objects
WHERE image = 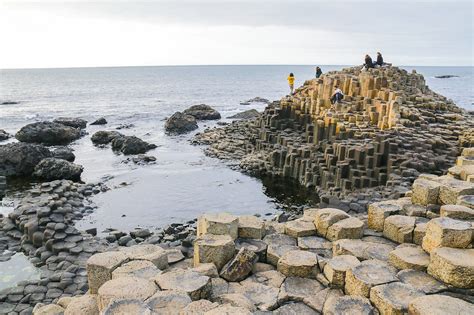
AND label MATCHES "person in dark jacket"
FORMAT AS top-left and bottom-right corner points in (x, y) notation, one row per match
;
(364, 54), (374, 69)
(376, 52), (384, 66)
(315, 66), (323, 78)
